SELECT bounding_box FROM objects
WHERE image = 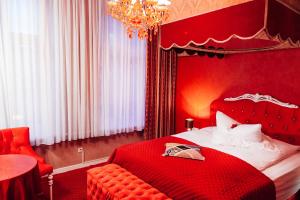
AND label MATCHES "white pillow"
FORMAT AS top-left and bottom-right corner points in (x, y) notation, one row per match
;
(230, 124), (263, 143)
(216, 111), (240, 130)
(265, 135), (300, 154)
(212, 131), (300, 170)
(212, 124), (263, 147)
(214, 111), (300, 166)
(248, 135), (300, 170)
